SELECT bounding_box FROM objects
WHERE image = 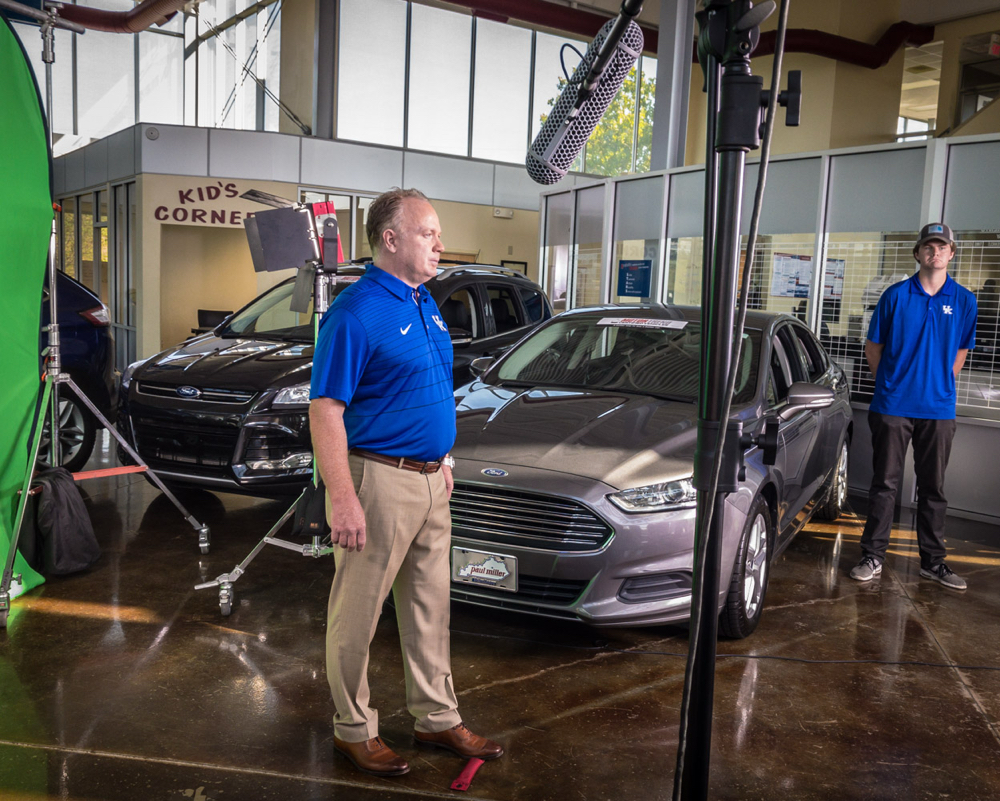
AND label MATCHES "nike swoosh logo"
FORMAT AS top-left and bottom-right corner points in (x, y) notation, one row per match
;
(400, 324), (412, 335)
